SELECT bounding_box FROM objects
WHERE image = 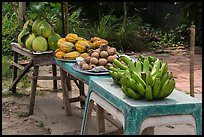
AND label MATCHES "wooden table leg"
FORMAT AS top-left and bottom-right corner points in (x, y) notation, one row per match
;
(52, 64), (58, 92)
(60, 68), (72, 116)
(11, 52), (18, 93)
(67, 74), (72, 91)
(79, 80), (85, 108)
(10, 60), (33, 93)
(29, 66), (39, 115)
